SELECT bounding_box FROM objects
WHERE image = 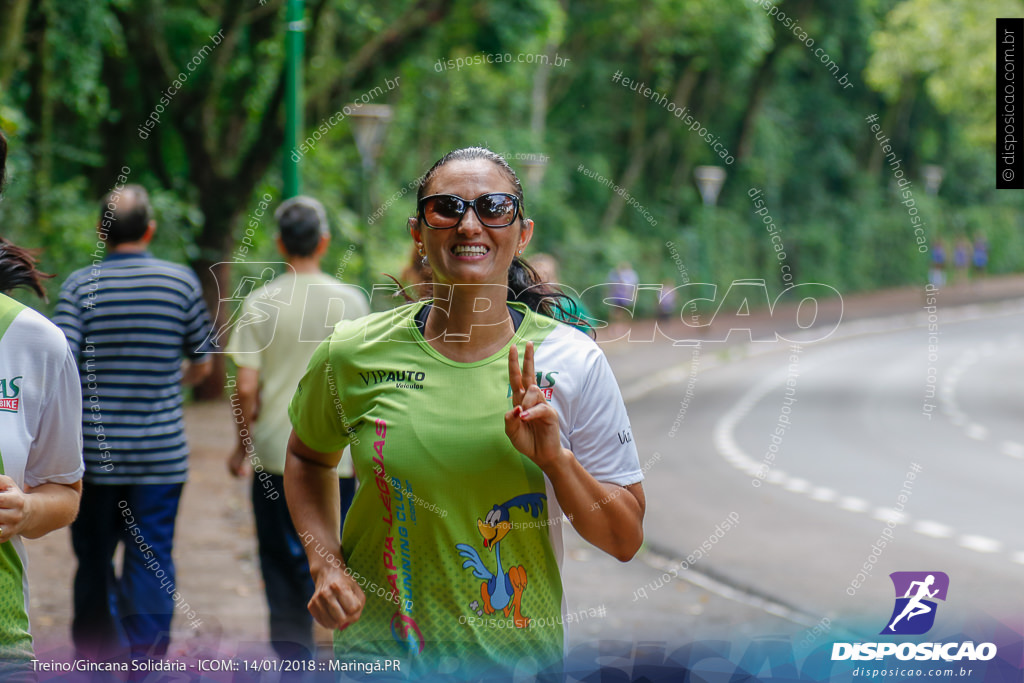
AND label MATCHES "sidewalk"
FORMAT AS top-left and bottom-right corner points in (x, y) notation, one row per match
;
(599, 275), (1024, 389)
